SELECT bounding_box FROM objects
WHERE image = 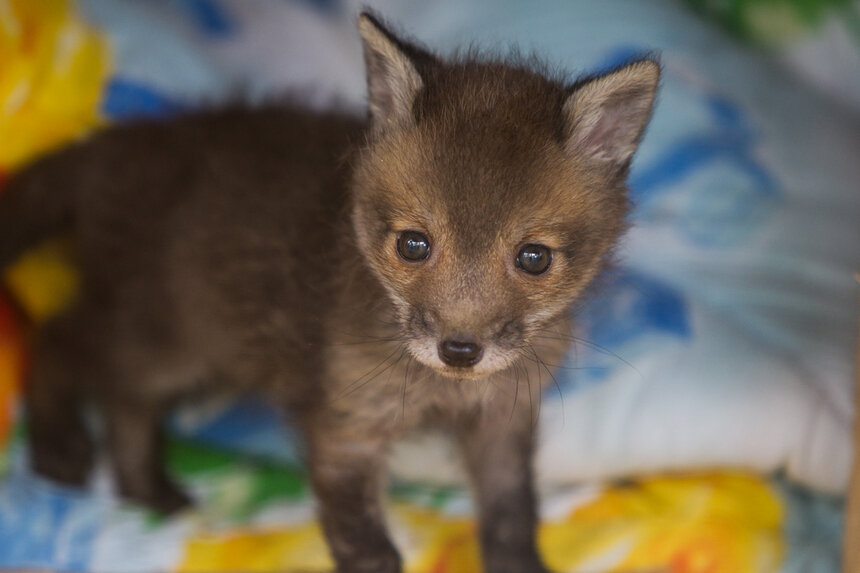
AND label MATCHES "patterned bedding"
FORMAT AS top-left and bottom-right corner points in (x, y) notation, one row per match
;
(0, 0), (856, 571)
